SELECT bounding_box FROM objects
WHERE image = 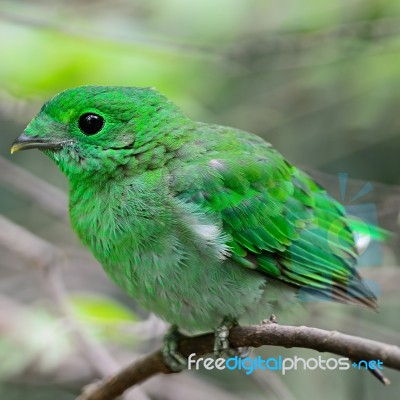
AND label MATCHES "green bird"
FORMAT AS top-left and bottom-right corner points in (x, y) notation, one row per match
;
(11, 86), (379, 366)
